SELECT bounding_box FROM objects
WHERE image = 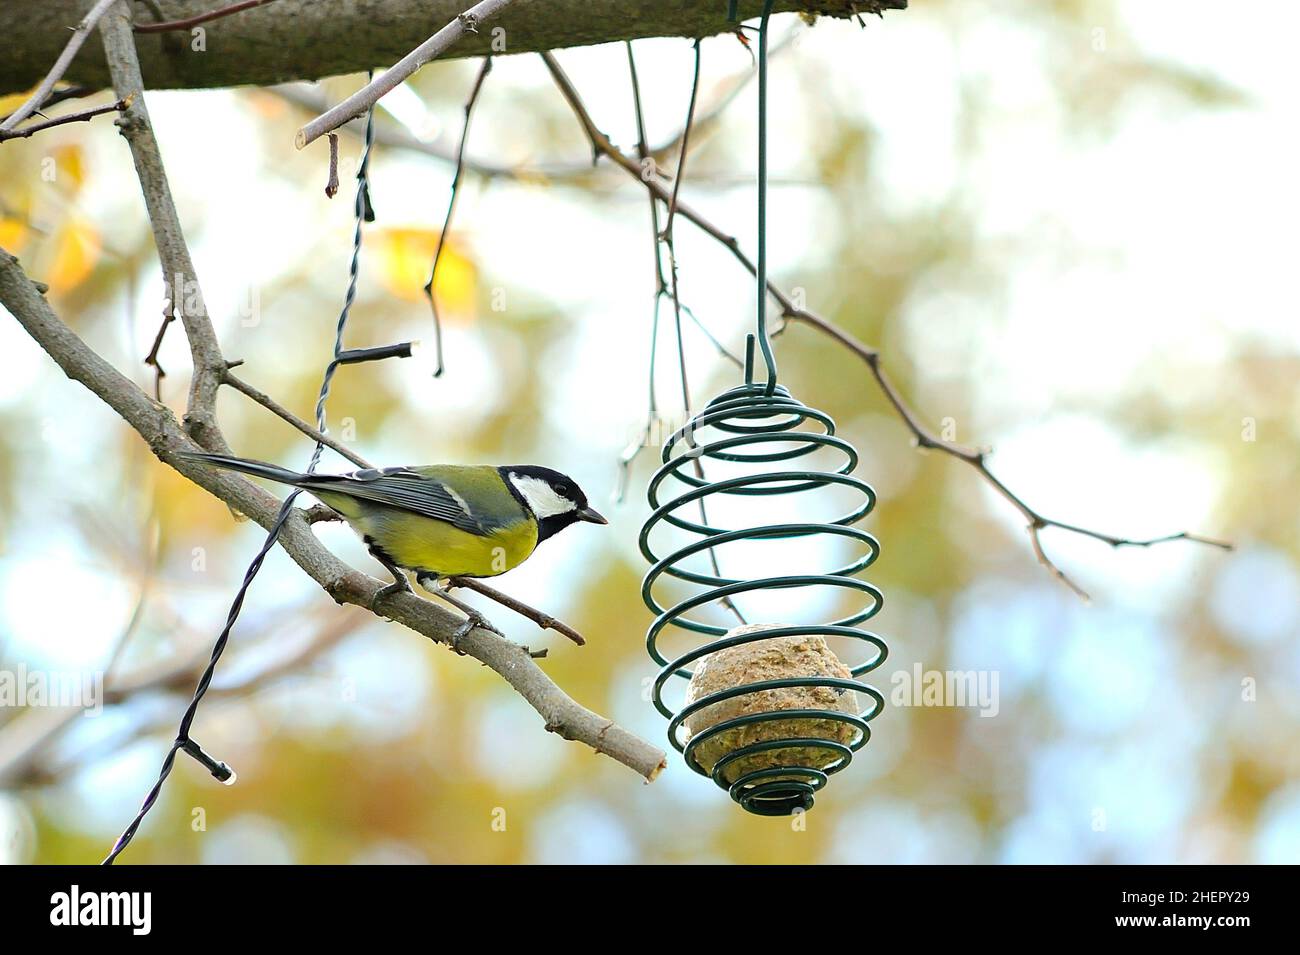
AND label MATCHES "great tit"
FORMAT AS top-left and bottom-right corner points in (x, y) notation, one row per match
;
(180, 452), (607, 615)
